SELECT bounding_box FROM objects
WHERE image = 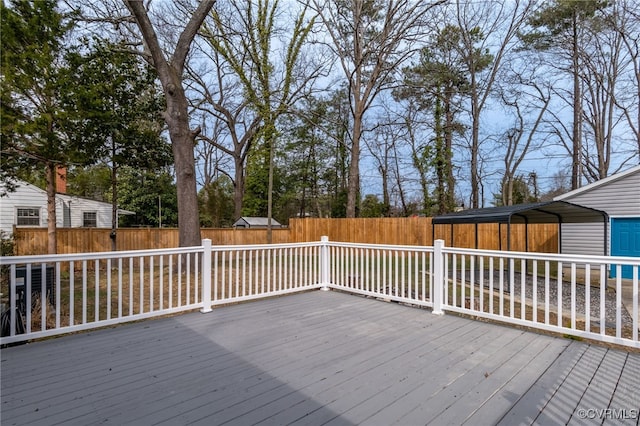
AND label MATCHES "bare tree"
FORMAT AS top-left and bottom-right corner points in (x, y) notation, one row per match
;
(519, 0), (610, 189)
(193, 109), (231, 190)
(120, 0), (216, 247)
(187, 47), (262, 220)
(200, 0), (319, 242)
(365, 116), (398, 217)
(453, 0), (536, 208)
(311, 0), (446, 217)
(613, 0), (640, 158)
(579, 14), (625, 181)
(520, 1), (638, 185)
(401, 104), (435, 216)
(497, 62), (551, 205)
